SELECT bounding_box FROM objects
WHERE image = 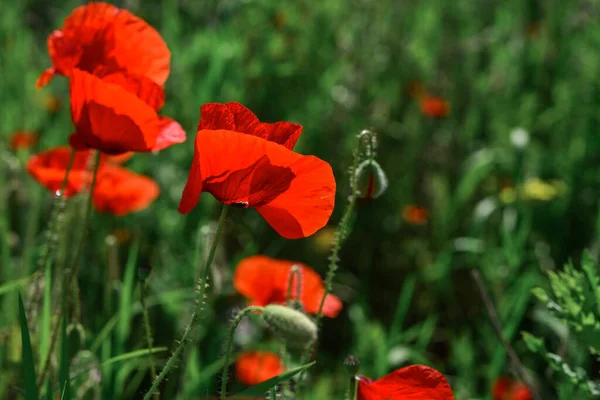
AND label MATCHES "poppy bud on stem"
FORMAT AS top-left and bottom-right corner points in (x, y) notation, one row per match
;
(298, 130), (379, 386)
(262, 304), (317, 347)
(220, 306), (264, 400)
